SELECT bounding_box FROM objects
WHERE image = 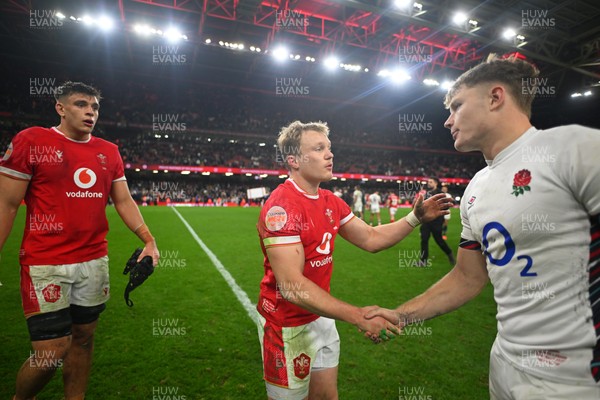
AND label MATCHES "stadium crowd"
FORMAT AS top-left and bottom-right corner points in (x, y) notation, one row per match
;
(0, 73), (483, 205)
